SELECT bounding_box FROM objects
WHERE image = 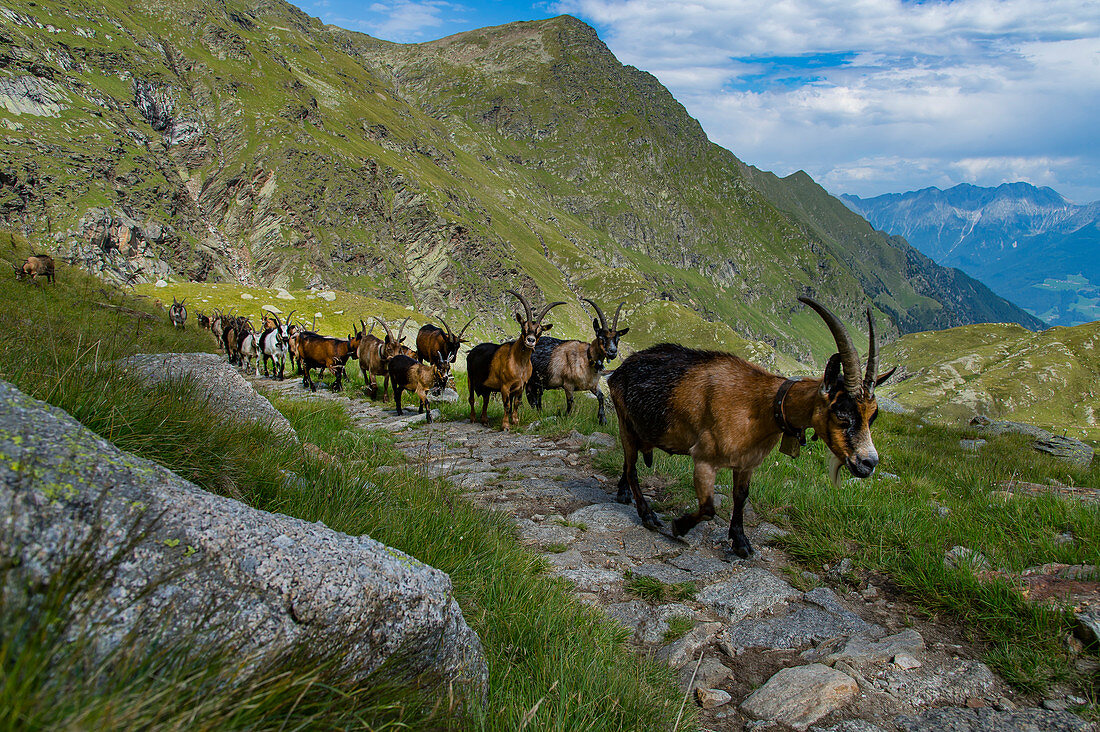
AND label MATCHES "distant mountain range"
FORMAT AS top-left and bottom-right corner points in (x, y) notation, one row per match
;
(842, 183), (1100, 326)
